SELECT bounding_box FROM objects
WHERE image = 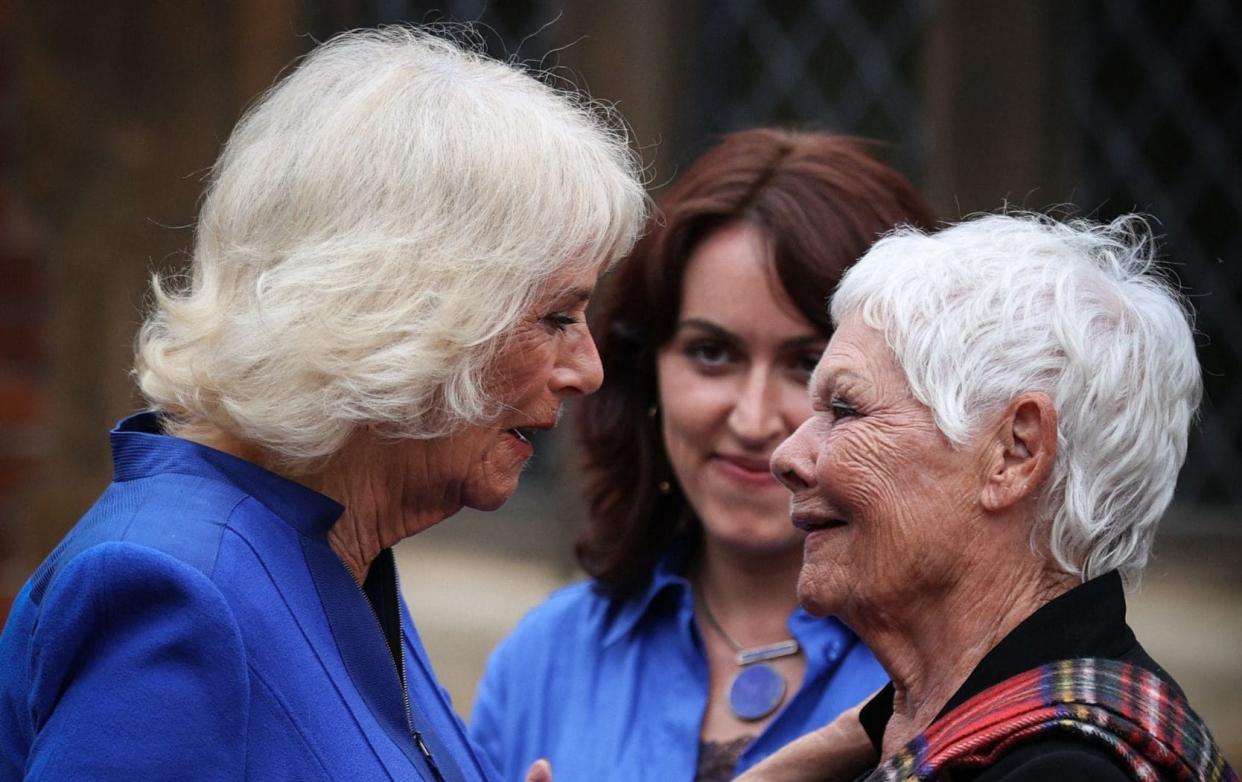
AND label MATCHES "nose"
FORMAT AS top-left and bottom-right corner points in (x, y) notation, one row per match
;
(771, 420), (814, 492)
(727, 366), (784, 446)
(551, 329), (604, 397)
